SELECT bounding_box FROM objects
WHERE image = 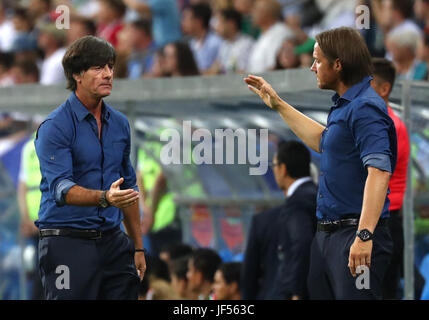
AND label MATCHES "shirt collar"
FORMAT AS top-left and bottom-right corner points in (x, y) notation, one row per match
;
(68, 92), (111, 122)
(286, 176), (312, 198)
(331, 76), (373, 106)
